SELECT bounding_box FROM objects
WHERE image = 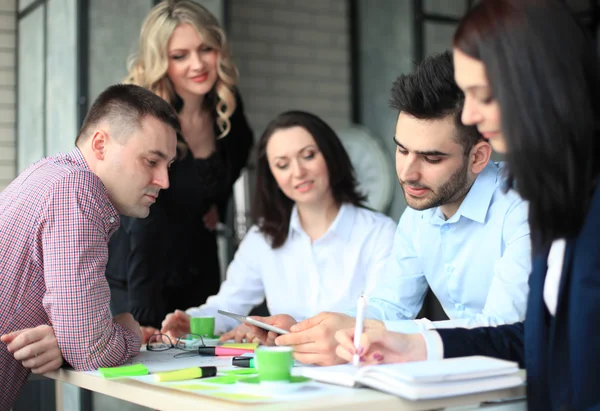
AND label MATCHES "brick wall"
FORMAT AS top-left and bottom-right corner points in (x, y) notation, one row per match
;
(0, 0), (15, 192)
(229, 0), (351, 136)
